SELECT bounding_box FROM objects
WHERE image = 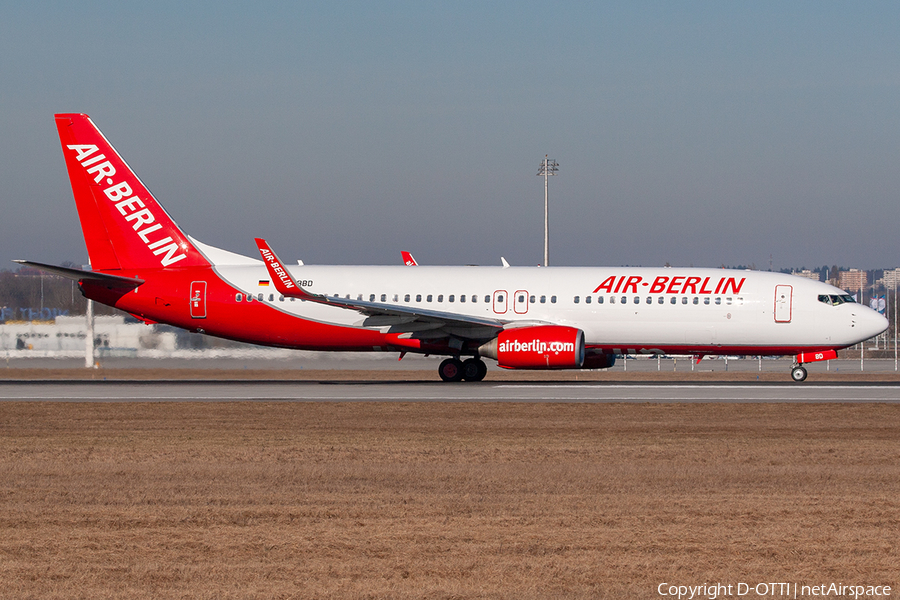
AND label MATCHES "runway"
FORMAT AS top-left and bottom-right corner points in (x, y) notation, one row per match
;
(1, 380), (899, 402)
